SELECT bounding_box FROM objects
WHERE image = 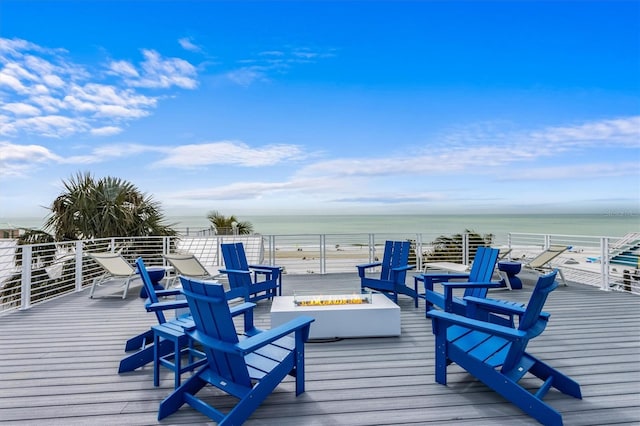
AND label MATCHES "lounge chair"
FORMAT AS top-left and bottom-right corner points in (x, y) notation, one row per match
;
(524, 245), (569, 285)
(358, 240), (417, 307)
(427, 270), (582, 425)
(163, 253), (220, 287)
(88, 252), (140, 299)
